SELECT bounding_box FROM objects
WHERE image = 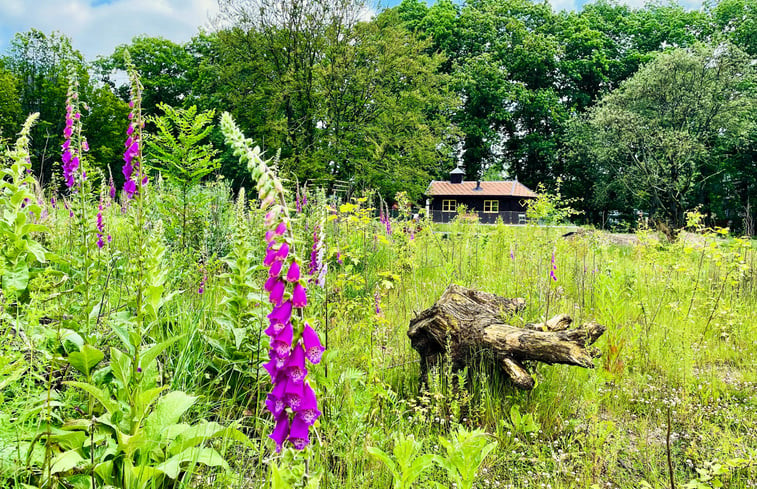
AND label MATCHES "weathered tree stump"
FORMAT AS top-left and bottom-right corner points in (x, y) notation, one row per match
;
(407, 284), (605, 390)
